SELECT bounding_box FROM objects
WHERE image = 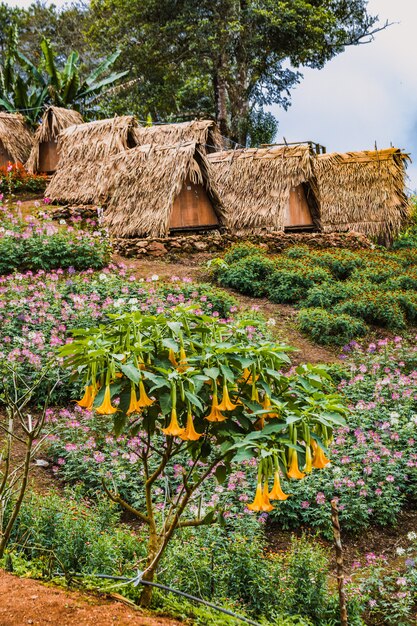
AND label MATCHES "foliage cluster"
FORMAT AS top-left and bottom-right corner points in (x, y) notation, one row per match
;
(0, 200), (110, 274)
(215, 243), (417, 345)
(0, 162), (47, 194)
